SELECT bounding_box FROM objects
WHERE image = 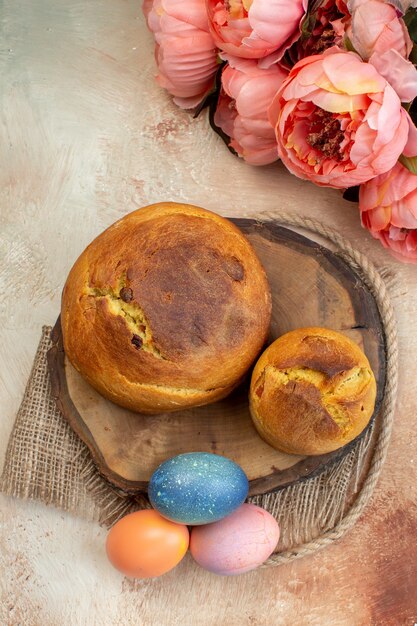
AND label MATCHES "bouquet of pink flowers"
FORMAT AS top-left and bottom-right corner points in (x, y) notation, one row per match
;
(143, 0), (417, 263)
